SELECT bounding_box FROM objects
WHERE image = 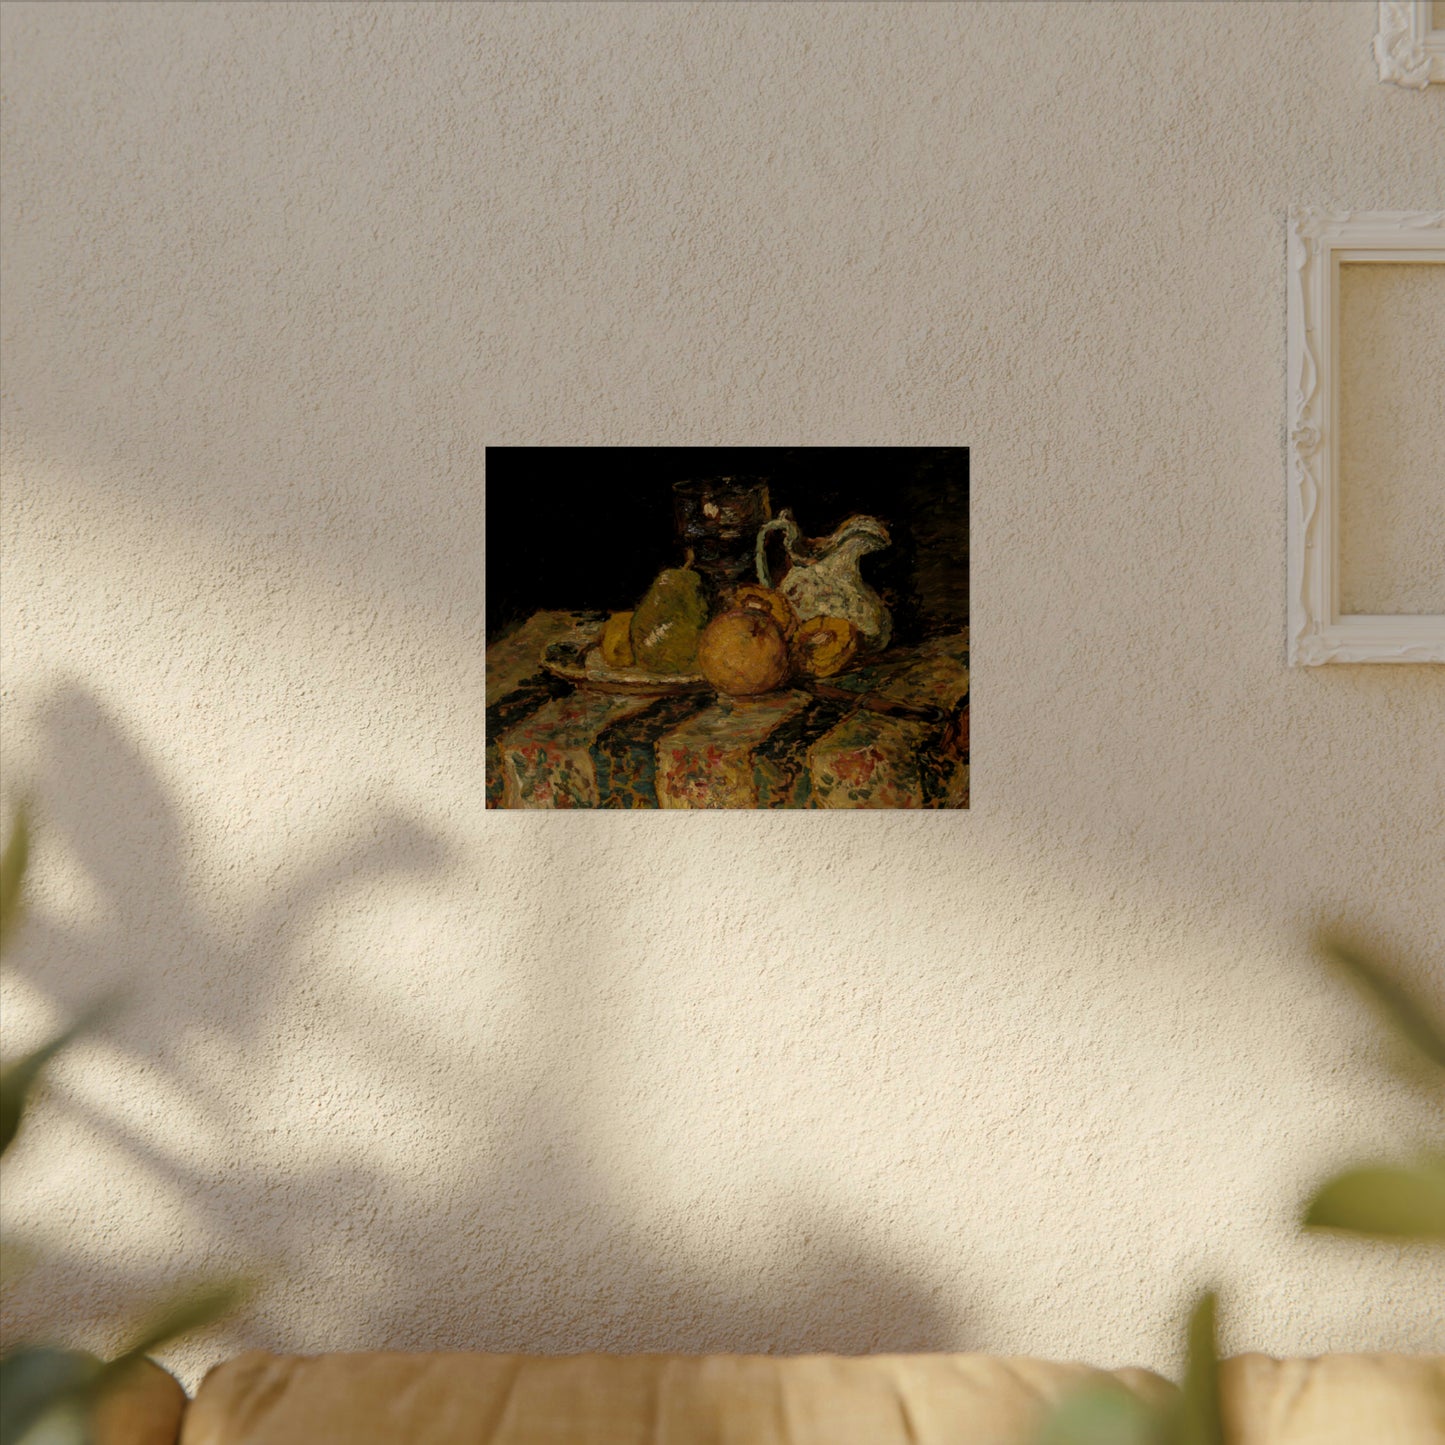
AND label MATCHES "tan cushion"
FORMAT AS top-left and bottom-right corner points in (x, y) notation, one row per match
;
(94, 1357), (188, 1445)
(179, 1350), (1174, 1445)
(1221, 1353), (1445, 1445)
